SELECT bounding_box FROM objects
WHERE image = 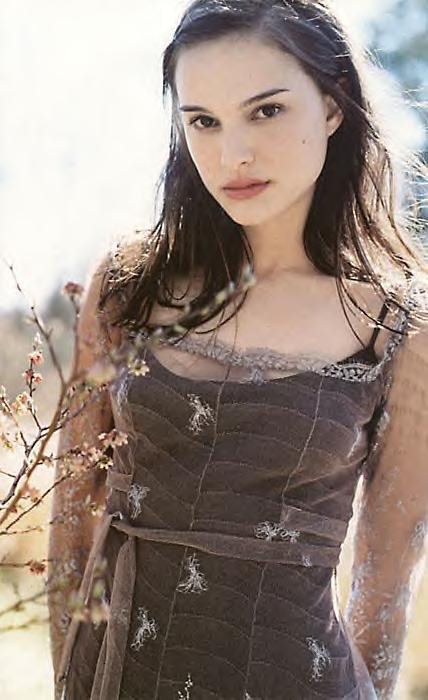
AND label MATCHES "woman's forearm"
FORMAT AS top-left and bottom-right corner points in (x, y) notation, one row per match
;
(344, 575), (410, 699)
